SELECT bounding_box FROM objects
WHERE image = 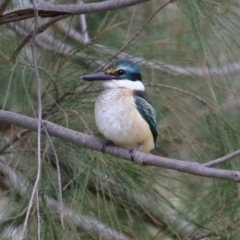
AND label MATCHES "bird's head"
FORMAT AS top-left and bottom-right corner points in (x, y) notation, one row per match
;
(81, 59), (145, 91)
